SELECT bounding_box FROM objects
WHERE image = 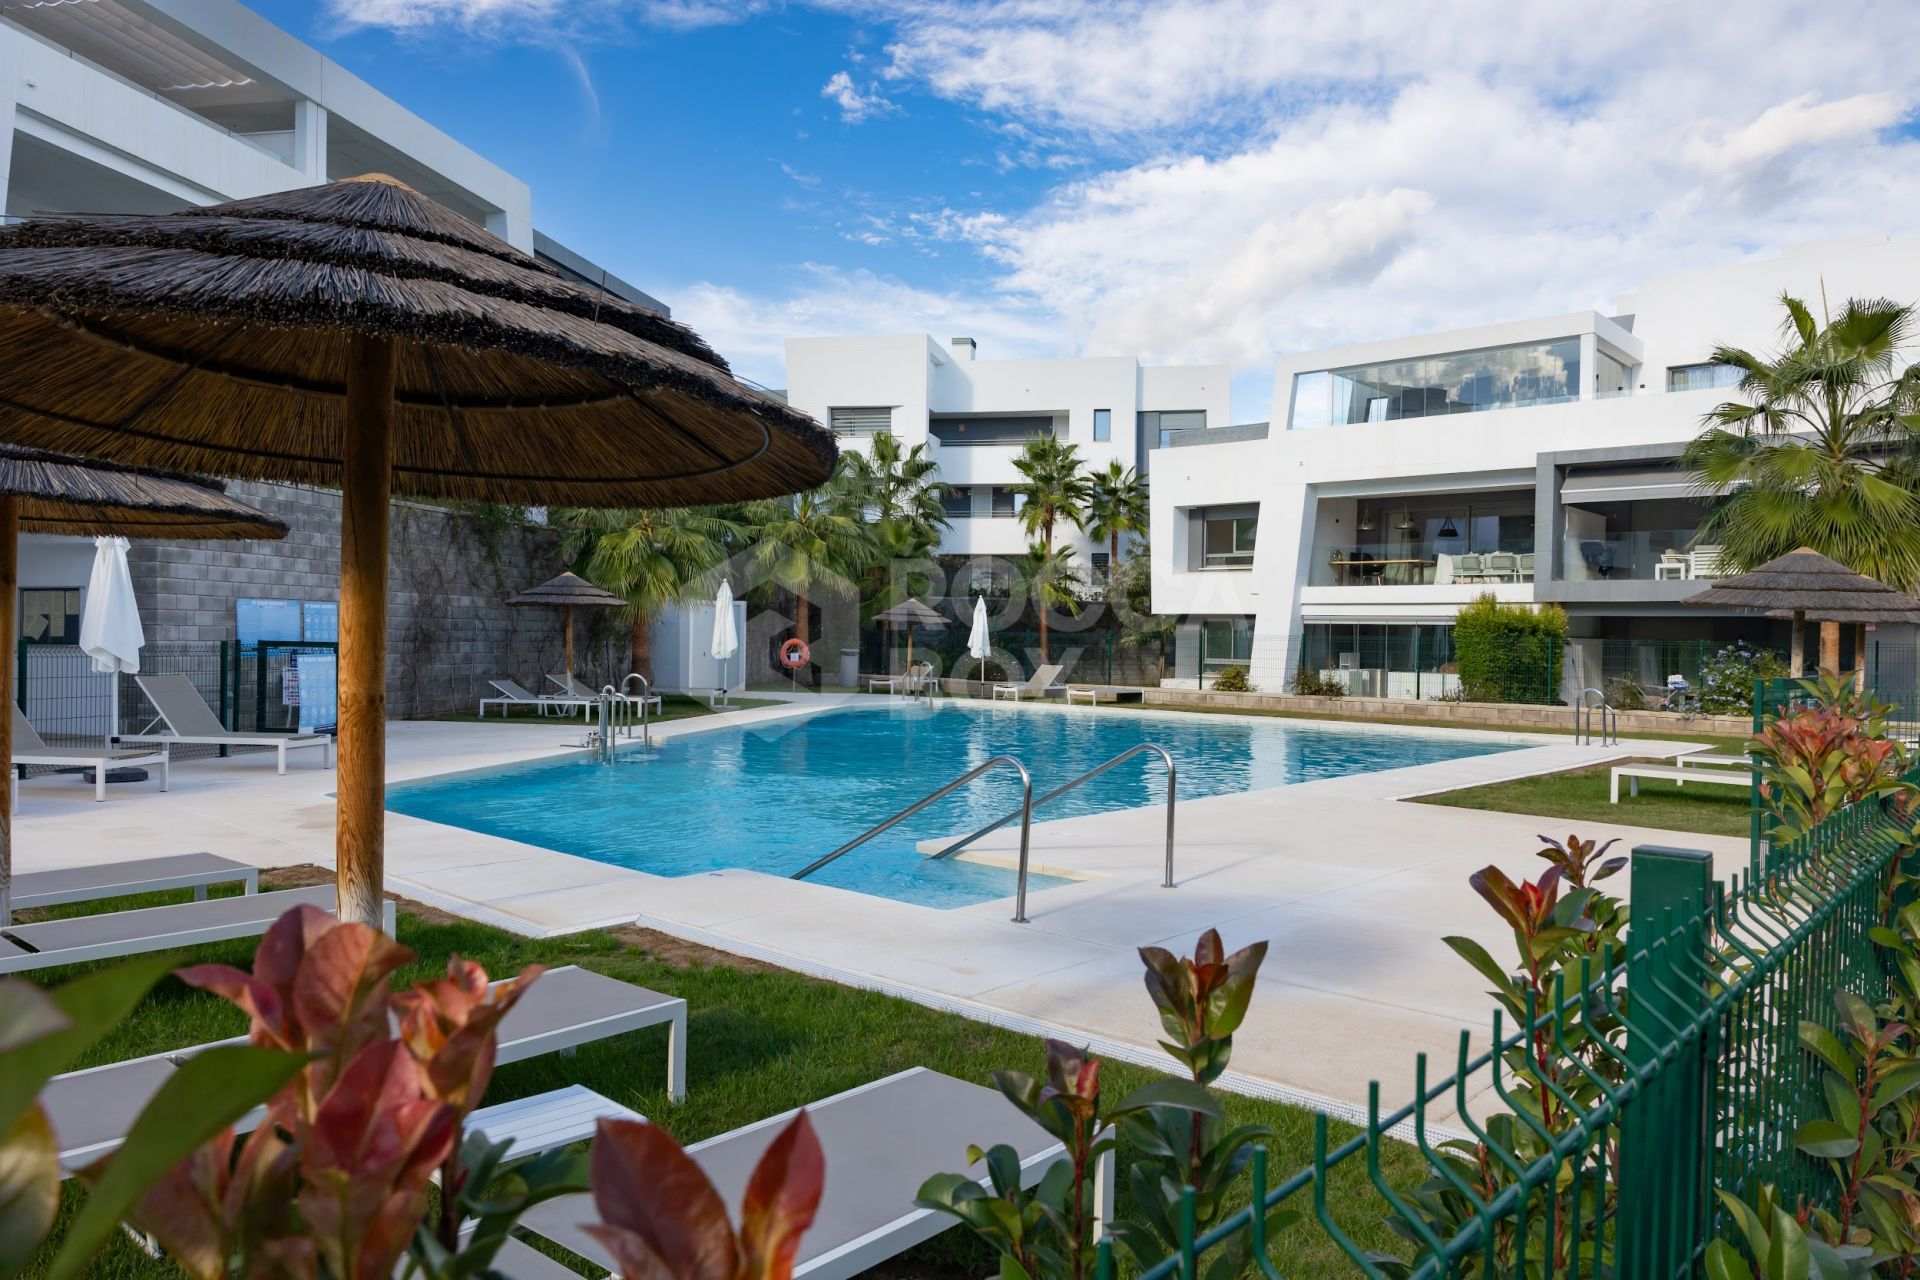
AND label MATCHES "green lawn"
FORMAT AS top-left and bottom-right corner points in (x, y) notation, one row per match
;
(426, 693), (780, 726)
(1415, 759), (1755, 839)
(20, 877), (1427, 1279)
